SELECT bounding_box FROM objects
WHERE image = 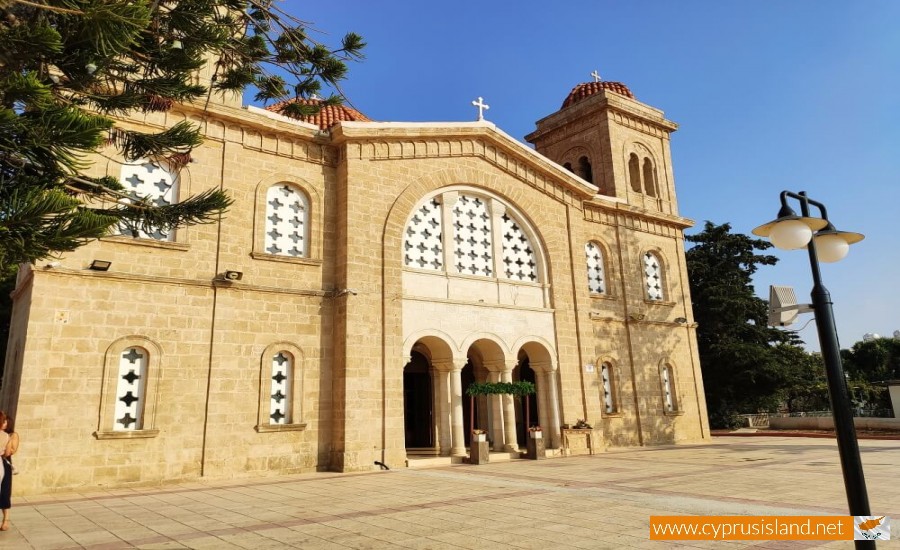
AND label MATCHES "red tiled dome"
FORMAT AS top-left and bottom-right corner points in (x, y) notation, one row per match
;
(266, 98), (371, 129)
(561, 81), (634, 109)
